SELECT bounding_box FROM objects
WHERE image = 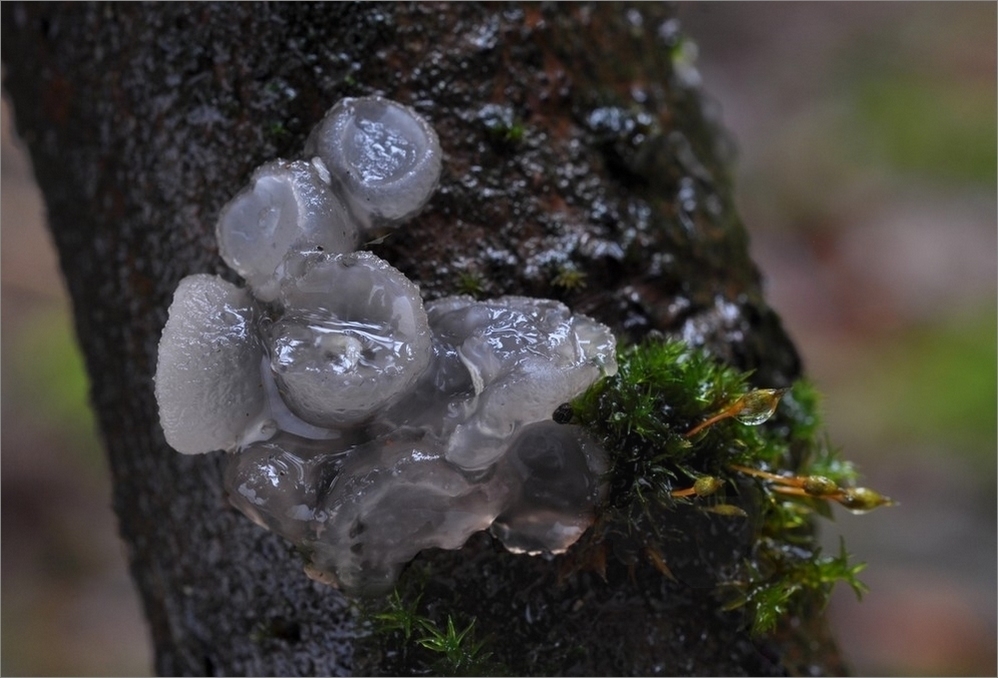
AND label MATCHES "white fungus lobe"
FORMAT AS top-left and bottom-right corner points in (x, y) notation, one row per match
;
(263, 251), (432, 427)
(154, 96), (618, 595)
(305, 96), (442, 227)
(154, 274), (263, 455)
(307, 433), (507, 594)
(216, 159), (358, 302)
(224, 433), (349, 542)
(424, 295), (617, 471)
